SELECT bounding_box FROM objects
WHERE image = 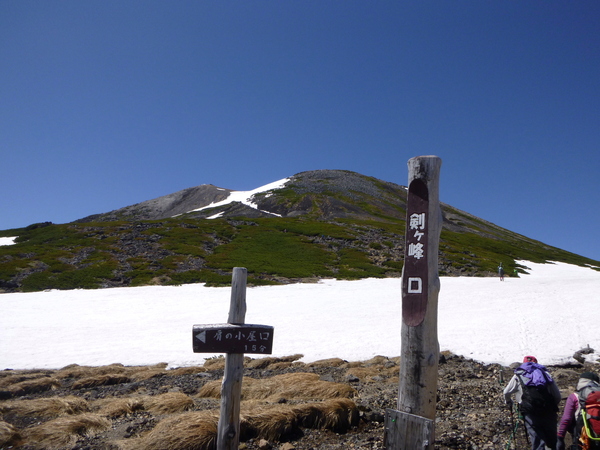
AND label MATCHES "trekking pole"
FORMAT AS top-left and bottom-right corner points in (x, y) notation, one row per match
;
(504, 403), (519, 450)
(519, 407), (531, 448)
(499, 371), (518, 450)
